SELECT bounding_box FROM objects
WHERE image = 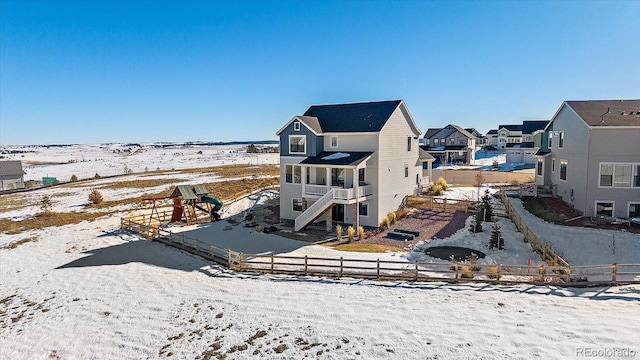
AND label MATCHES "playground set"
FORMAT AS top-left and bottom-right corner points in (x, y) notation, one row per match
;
(143, 184), (224, 227)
